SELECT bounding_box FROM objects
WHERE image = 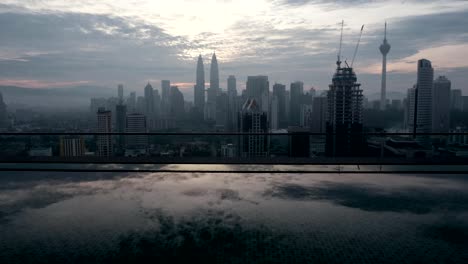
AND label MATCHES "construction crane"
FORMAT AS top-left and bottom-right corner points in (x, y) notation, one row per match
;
(337, 20), (344, 67)
(351, 24), (365, 68)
